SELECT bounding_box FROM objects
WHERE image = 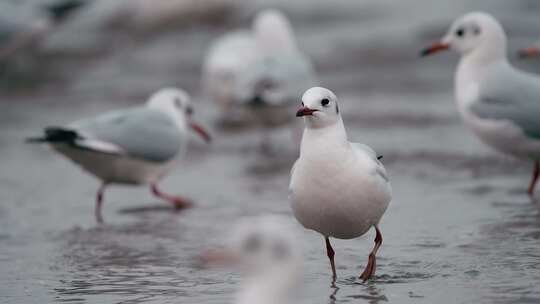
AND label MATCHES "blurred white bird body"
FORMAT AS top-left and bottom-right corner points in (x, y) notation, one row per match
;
(421, 12), (540, 195)
(204, 216), (303, 304)
(203, 9), (316, 123)
(289, 87), (391, 281)
(203, 30), (259, 108)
